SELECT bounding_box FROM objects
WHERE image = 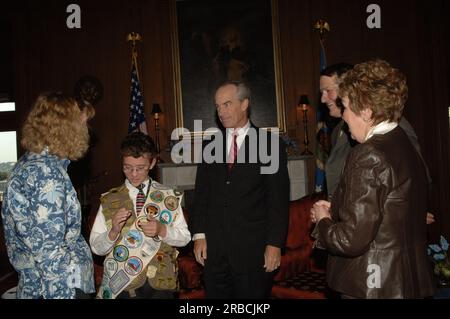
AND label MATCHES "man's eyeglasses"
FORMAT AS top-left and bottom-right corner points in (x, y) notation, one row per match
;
(123, 165), (149, 174)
